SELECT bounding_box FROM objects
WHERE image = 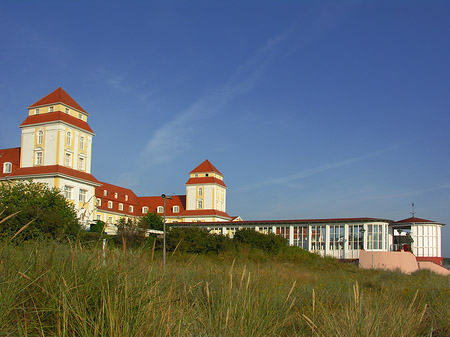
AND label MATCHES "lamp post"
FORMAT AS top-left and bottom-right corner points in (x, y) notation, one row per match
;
(161, 194), (172, 269)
